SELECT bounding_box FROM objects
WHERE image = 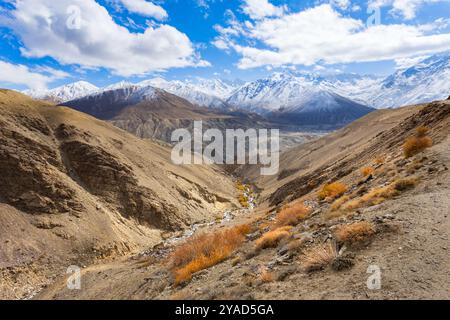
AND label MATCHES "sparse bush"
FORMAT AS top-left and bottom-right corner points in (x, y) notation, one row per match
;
(416, 126), (430, 137)
(274, 203), (310, 228)
(334, 221), (375, 245)
(392, 177), (418, 191)
(301, 242), (338, 272)
(403, 127), (433, 158)
(330, 195), (351, 212)
(318, 182), (348, 201)
(340, 176), (418, 211)
(170, 224), (251, 285)
(255, 227), (292, 250)
(360, 167), (375, 177)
